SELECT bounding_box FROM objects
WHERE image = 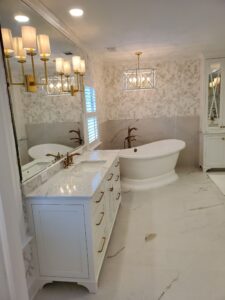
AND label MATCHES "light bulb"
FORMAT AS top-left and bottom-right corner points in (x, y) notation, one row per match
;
(1, 28), (14, 56)
(13, 37), (26, 62)
(56, 58), (64, 74)
(37, 34), (51, 60)
(72, 56), (81, 73)
(22, 26), (37, 53)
